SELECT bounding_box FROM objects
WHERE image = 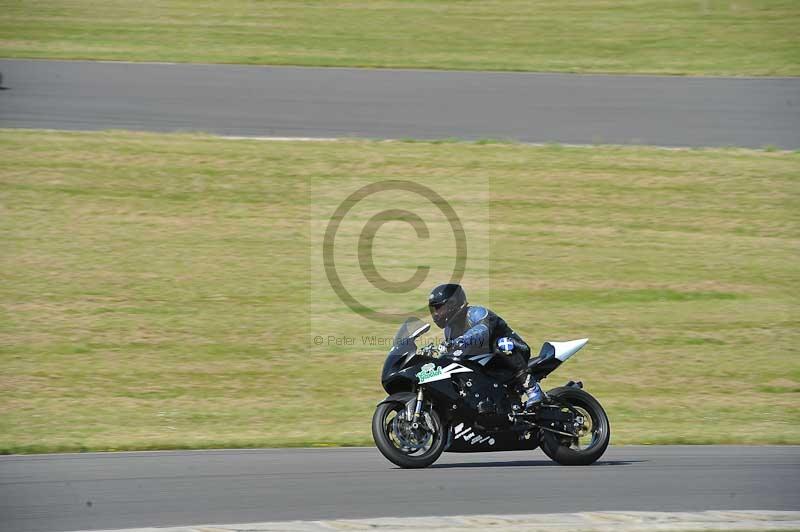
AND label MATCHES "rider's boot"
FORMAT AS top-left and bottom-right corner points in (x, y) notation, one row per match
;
(519, 373), (545, 411)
